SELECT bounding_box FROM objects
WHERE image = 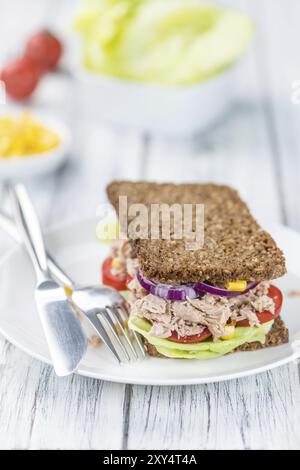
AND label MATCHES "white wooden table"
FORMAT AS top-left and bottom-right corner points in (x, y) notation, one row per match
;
(0, 0), (300, 450)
